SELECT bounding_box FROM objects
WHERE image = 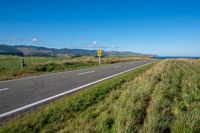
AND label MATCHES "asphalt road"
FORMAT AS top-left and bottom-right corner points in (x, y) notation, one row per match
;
(0, 60), (155, 120)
